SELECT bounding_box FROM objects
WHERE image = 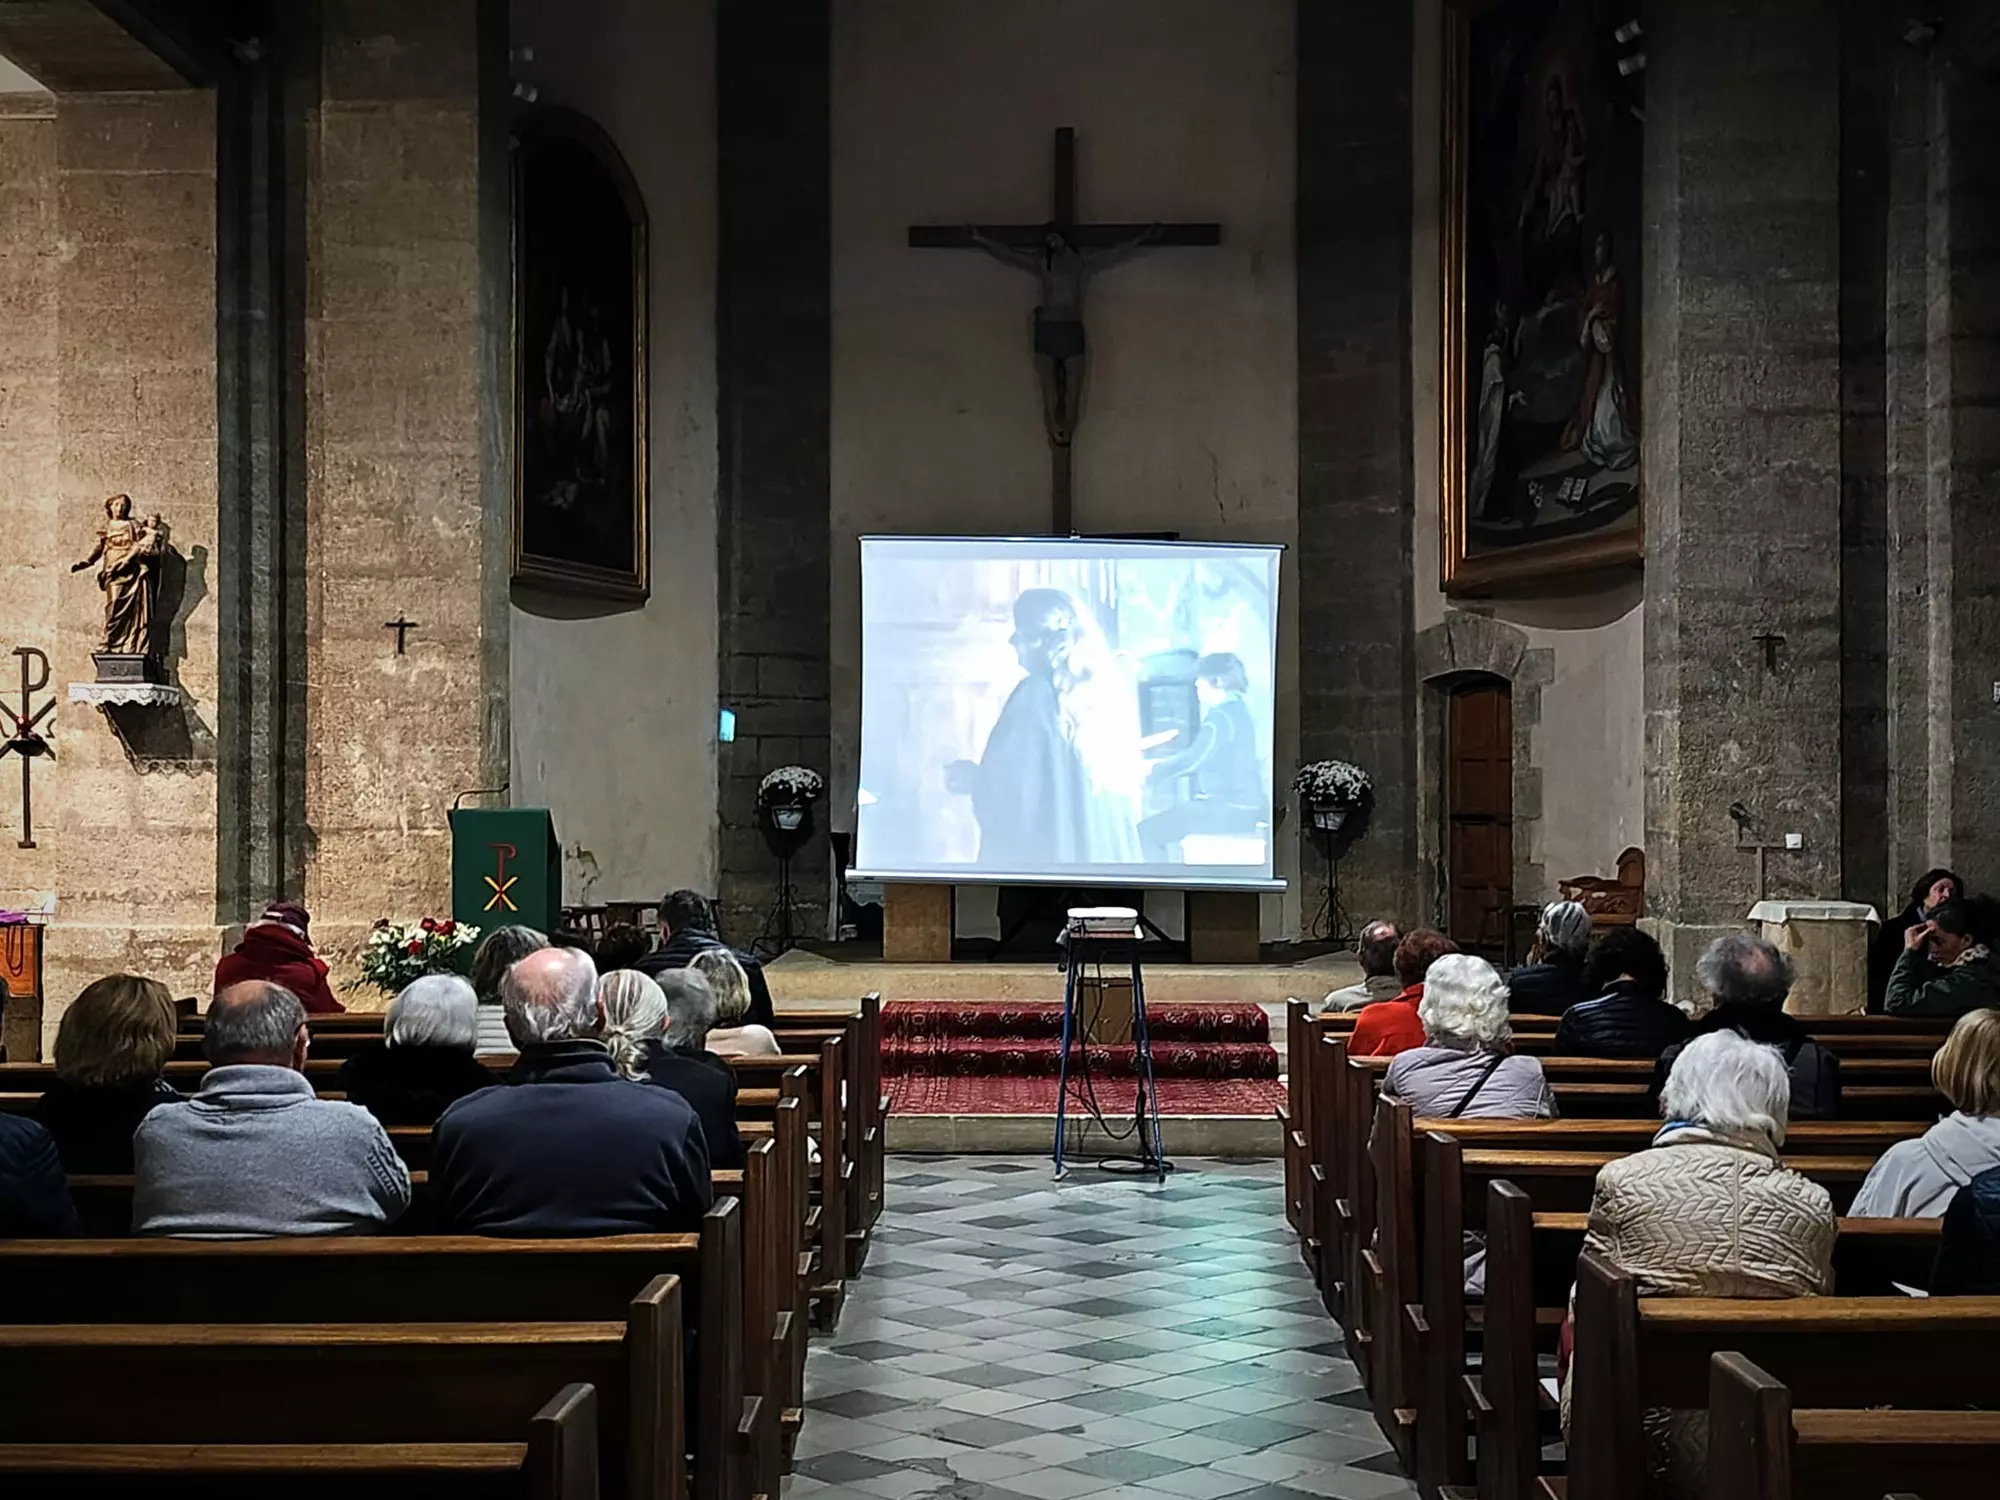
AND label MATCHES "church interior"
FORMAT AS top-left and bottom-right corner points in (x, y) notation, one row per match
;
(1, 1), (2000, 1498)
